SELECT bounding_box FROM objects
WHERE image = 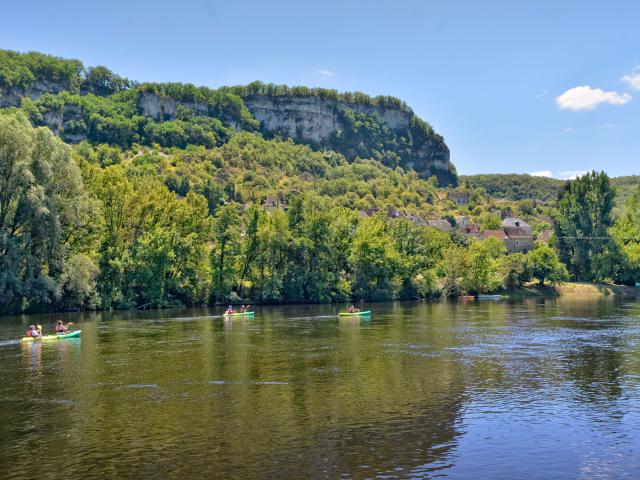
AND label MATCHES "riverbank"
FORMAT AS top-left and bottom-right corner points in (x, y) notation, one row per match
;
(514, 282), (640, 299)
(3, 282), (638, 318)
